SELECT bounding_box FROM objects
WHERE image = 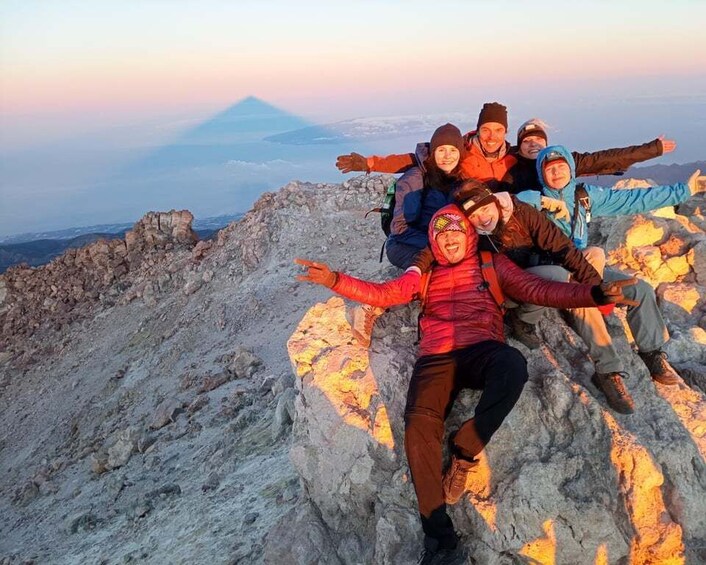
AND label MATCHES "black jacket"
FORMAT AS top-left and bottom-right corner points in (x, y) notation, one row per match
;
(502, 138), (663, 193)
